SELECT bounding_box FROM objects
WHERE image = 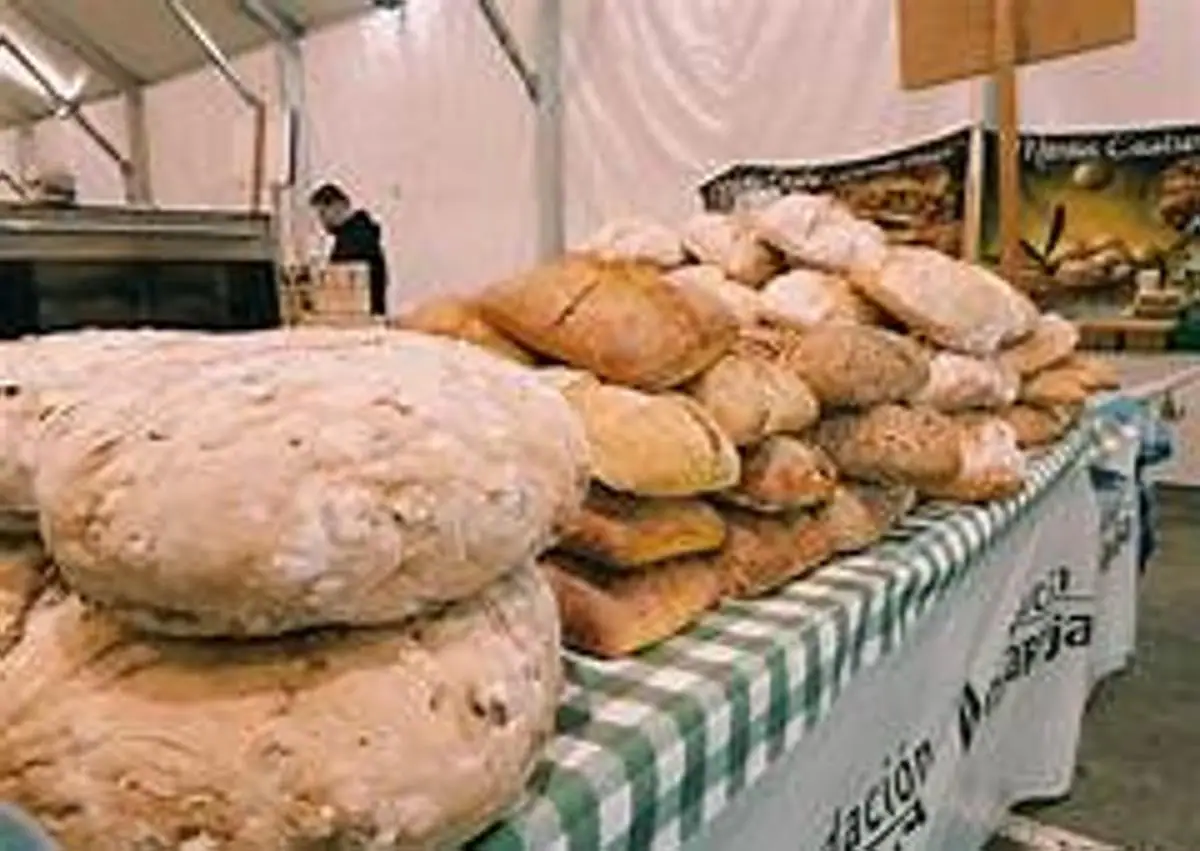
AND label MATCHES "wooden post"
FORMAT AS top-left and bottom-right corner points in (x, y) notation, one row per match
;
(994, 0), (1022, 283)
